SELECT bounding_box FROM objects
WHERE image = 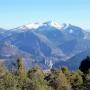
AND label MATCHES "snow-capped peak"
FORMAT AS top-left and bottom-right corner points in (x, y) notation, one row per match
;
(12, 23), (43, 32)
(24, 22), (43, 29)
(18, 21), (64, 31)
(43, 21), (64, 29)
(50, 21), (64, 29)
